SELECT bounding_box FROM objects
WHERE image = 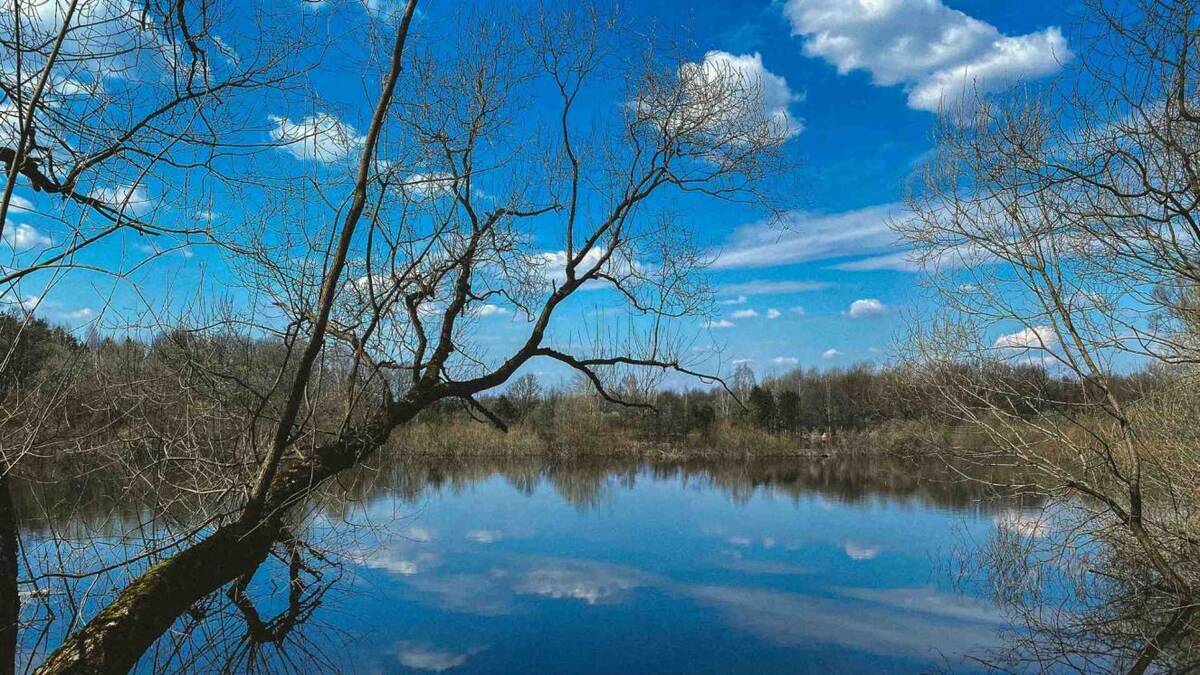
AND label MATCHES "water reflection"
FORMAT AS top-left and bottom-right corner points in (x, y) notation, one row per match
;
(22, 455), (1045, 673)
